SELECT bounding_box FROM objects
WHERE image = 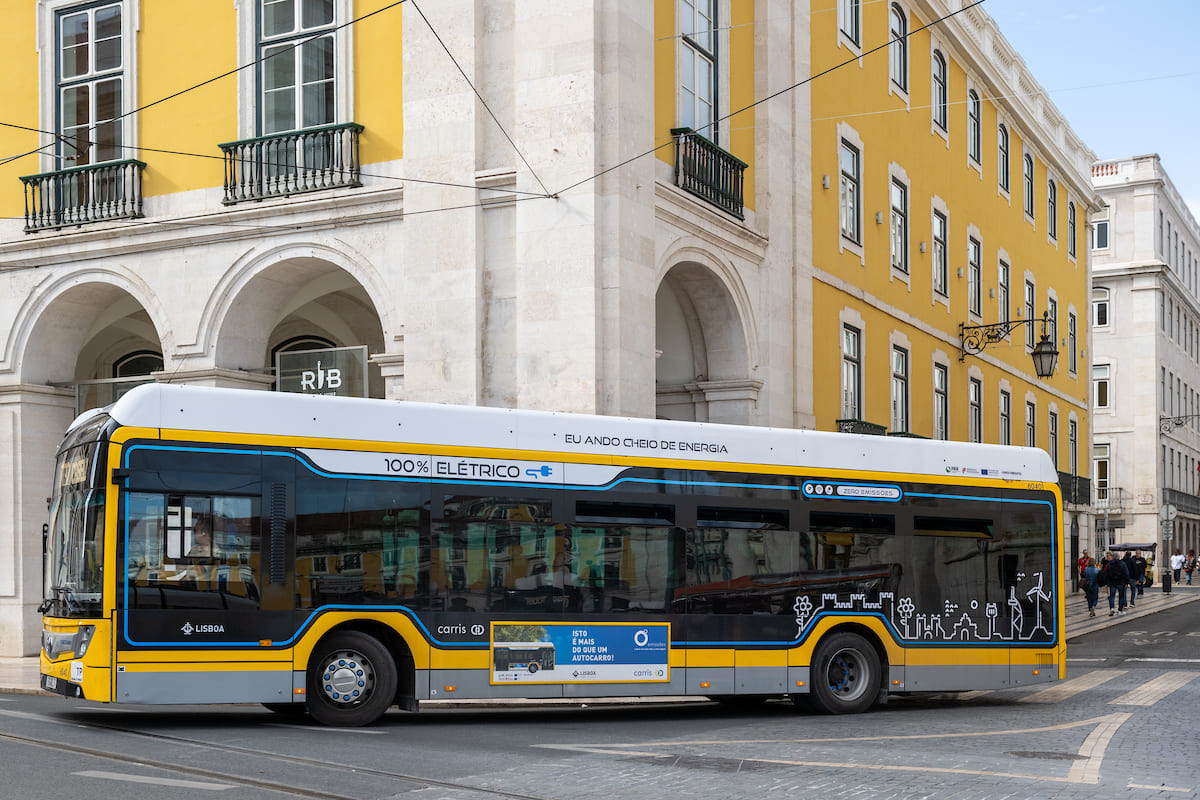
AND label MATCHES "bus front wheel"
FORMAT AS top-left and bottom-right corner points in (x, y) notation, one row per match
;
(307, 631), (398, 727)
(807, 632), (880, 715)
